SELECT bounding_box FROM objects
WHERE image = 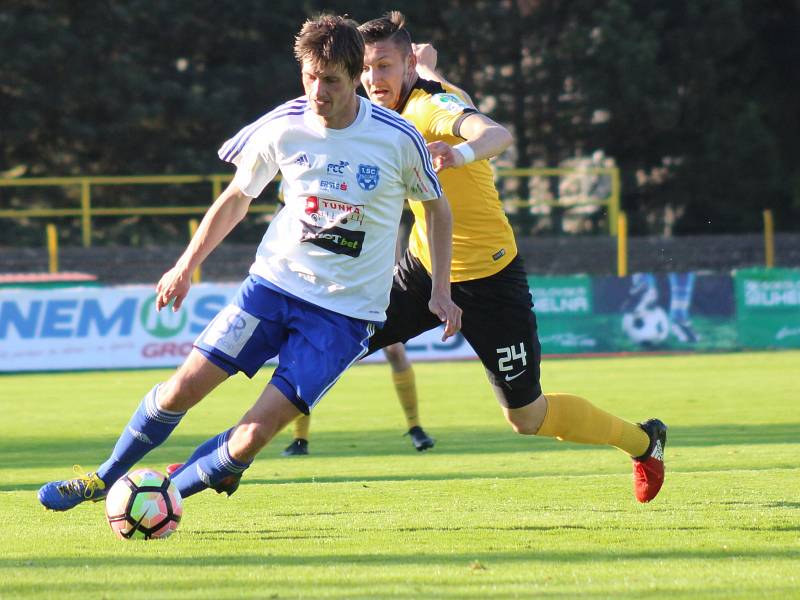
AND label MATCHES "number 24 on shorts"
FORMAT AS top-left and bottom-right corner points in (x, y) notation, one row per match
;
(496, 342), (527, 372)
